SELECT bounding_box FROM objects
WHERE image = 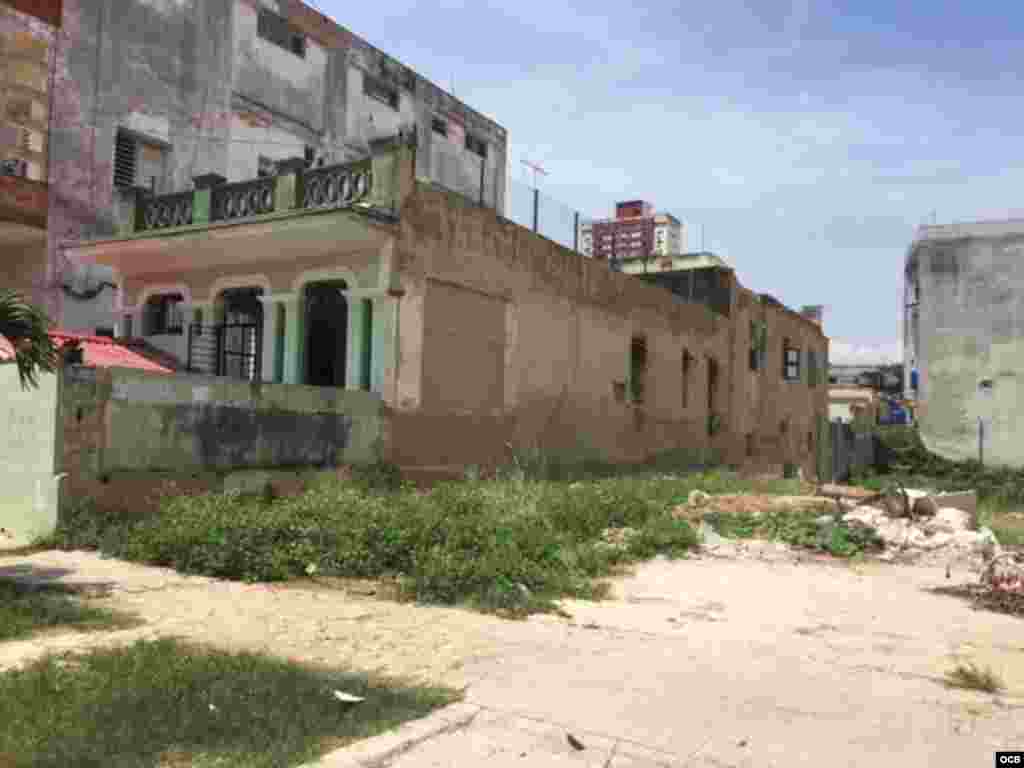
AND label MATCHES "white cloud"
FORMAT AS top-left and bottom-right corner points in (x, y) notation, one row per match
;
(829, 339), (903, 365)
